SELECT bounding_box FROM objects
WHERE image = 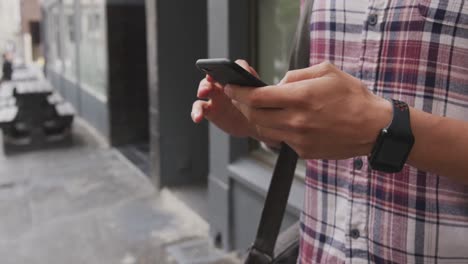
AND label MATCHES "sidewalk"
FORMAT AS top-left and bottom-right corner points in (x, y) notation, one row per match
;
(0, 119), (238, 264)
